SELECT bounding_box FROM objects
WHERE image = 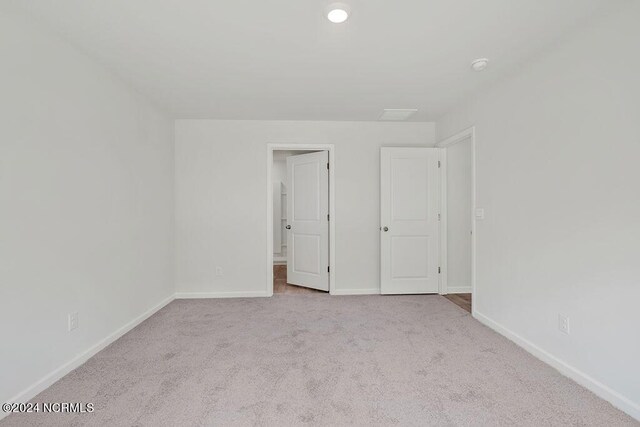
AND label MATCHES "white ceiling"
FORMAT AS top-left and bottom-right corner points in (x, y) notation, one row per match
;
(4, 0), (623, 121)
